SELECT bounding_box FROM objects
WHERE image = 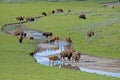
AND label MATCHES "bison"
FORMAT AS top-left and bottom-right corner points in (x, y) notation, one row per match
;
(48, 55), (60, 66)
(87, 30), (95, 37)
(72, 51), (81, 63)
(49, 36), (59, 44)
(79, 14), (86, 19)
(42, 32), (53, 38)
(56, 9), (64, 13)
(65, 36), (72, 44)
(18, 35), (23, 43)
(26, 17), (35, 22)
(60, 50), (72, 61)
(16, 16), (24, 21)
(42, 12), (47, 16)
